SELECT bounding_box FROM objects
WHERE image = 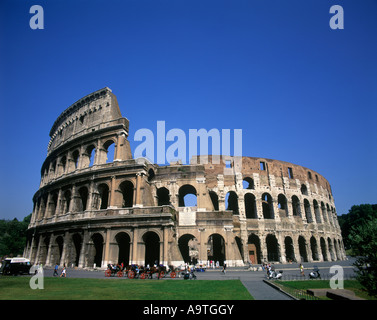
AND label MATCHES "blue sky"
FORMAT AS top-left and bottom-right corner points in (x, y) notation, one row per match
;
(0, 0), (376, 220)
